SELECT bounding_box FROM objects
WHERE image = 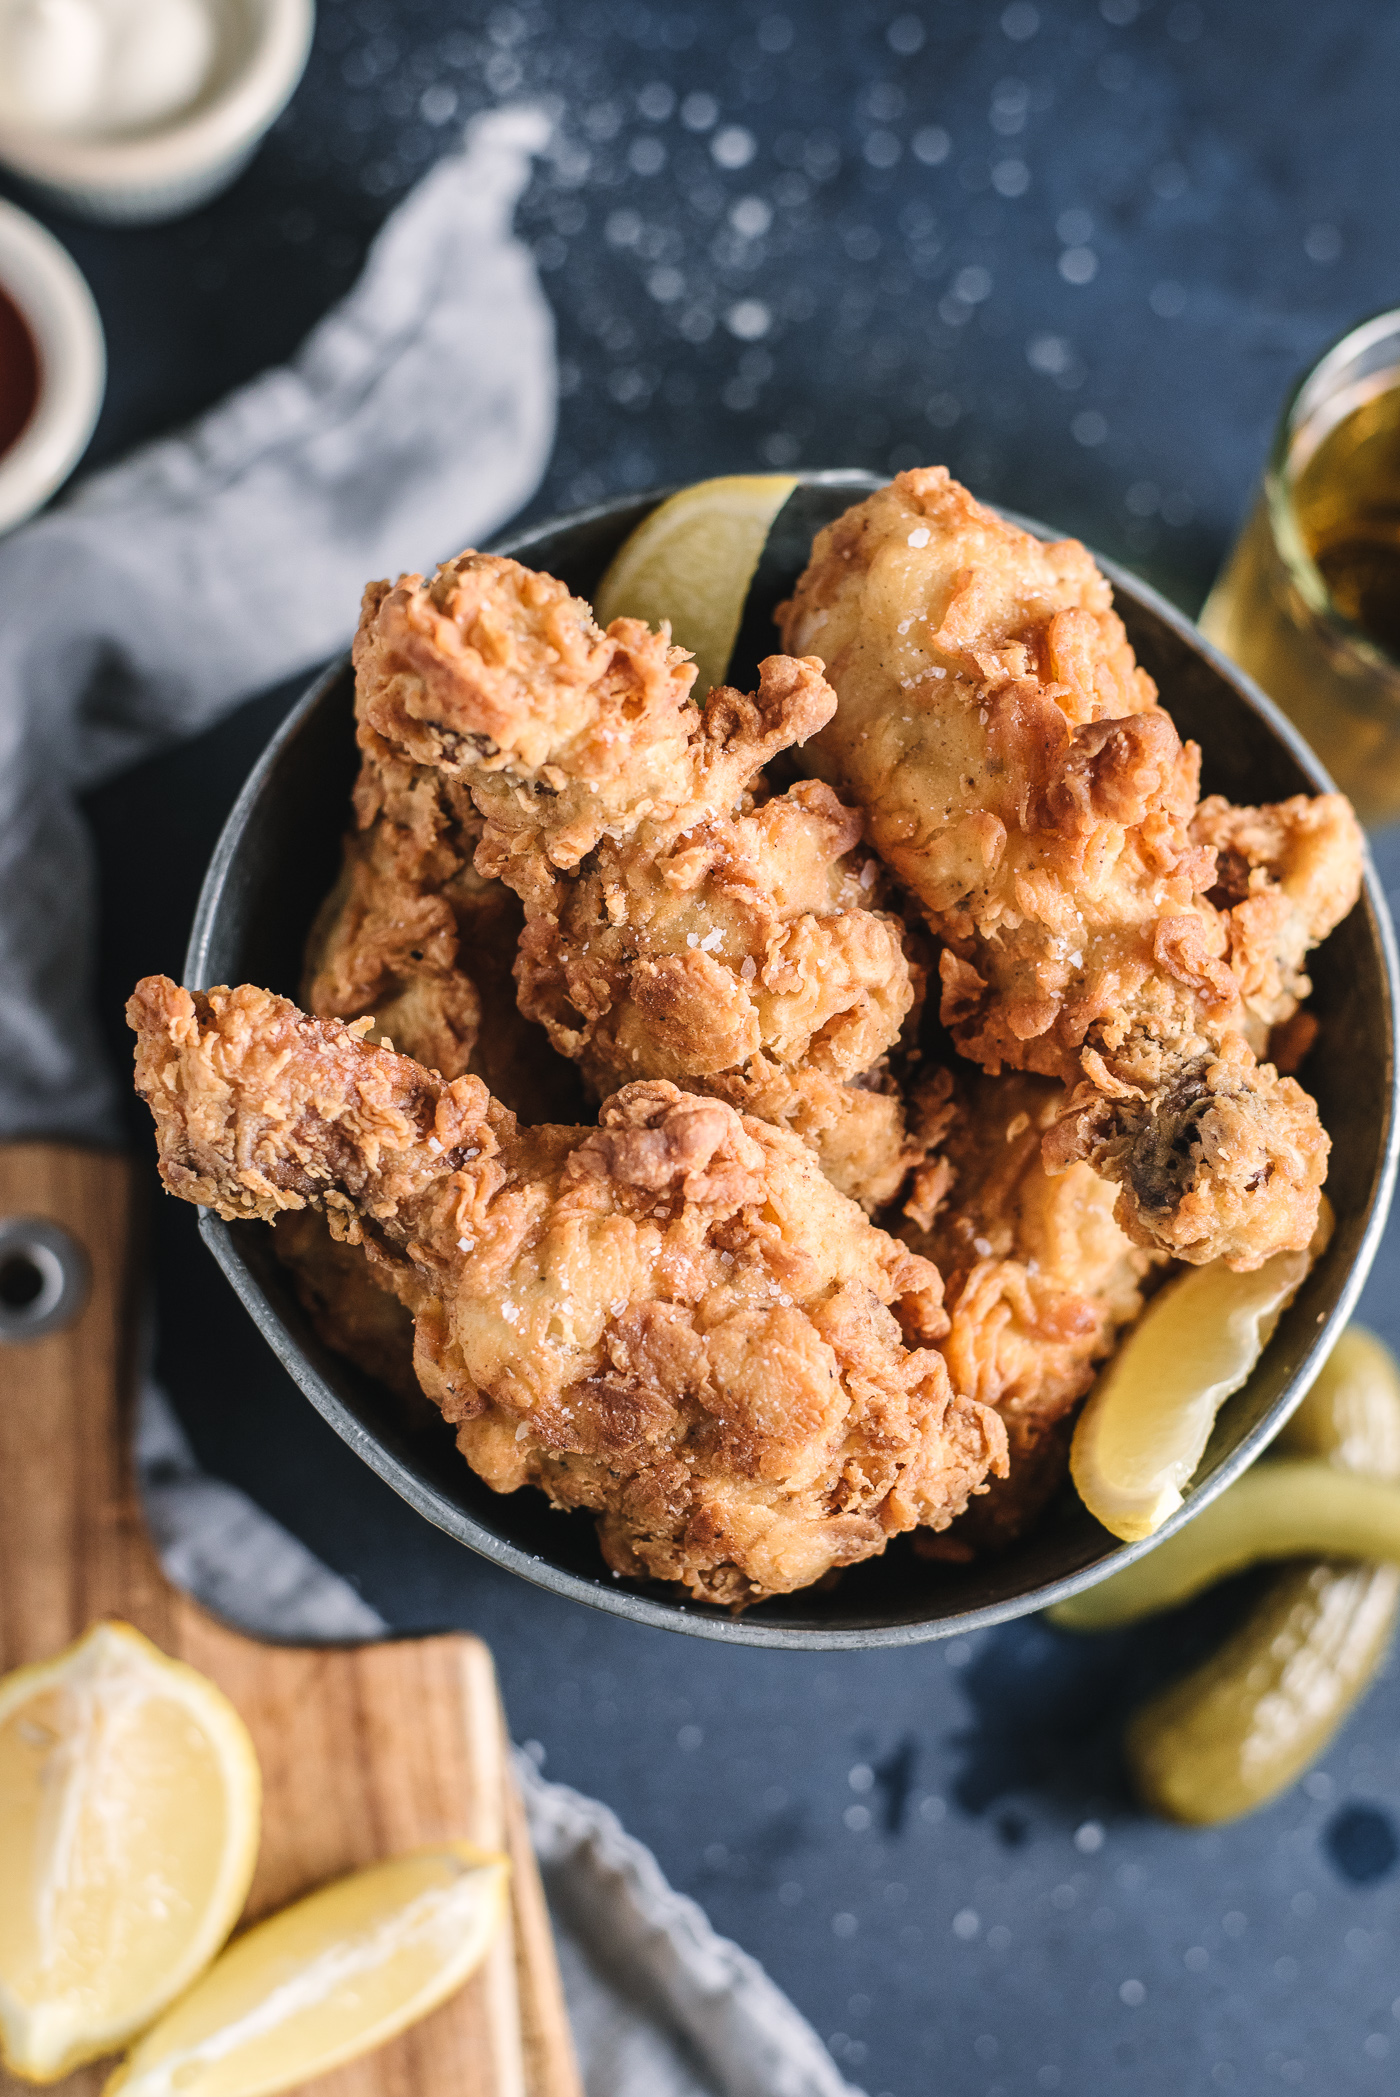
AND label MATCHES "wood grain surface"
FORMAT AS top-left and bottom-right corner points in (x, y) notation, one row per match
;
(0, 1144), (581, 2097)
